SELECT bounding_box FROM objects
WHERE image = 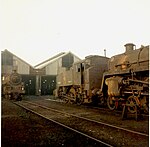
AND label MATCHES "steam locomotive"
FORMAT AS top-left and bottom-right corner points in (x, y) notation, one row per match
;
(104, 43), (149, 113)
(55, 43), (149, 113)
(56, 55), (109, 105)
(2, 70), (25, 101)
